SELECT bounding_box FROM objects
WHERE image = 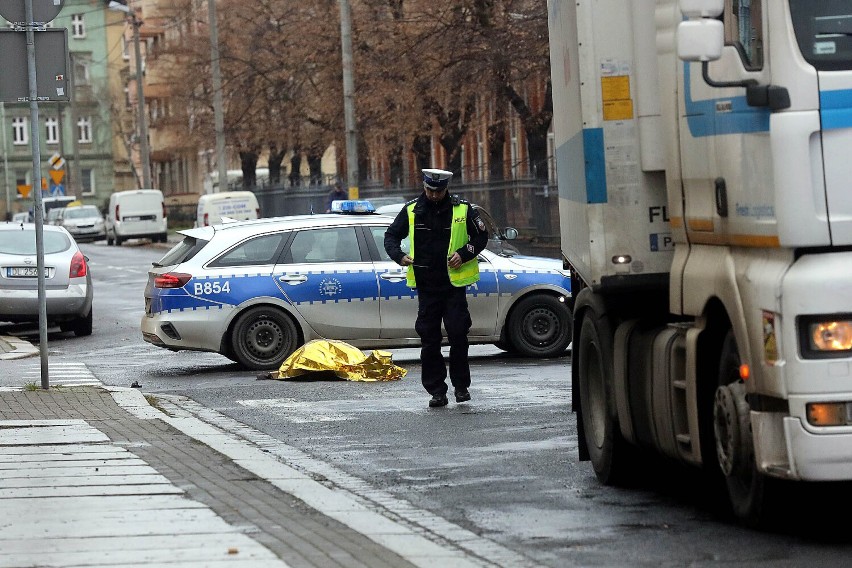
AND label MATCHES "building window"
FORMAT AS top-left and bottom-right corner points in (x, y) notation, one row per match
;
(45, 117), (59, 145)
(80, 168), (94, 195)
(73, 58), (90, 85)
(71, 14), (86, 38)
(122, 35), (129, 60)
(77, 116), (92, 143)
(12, 117), (28, 145)
(15, 171), (30, 197)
